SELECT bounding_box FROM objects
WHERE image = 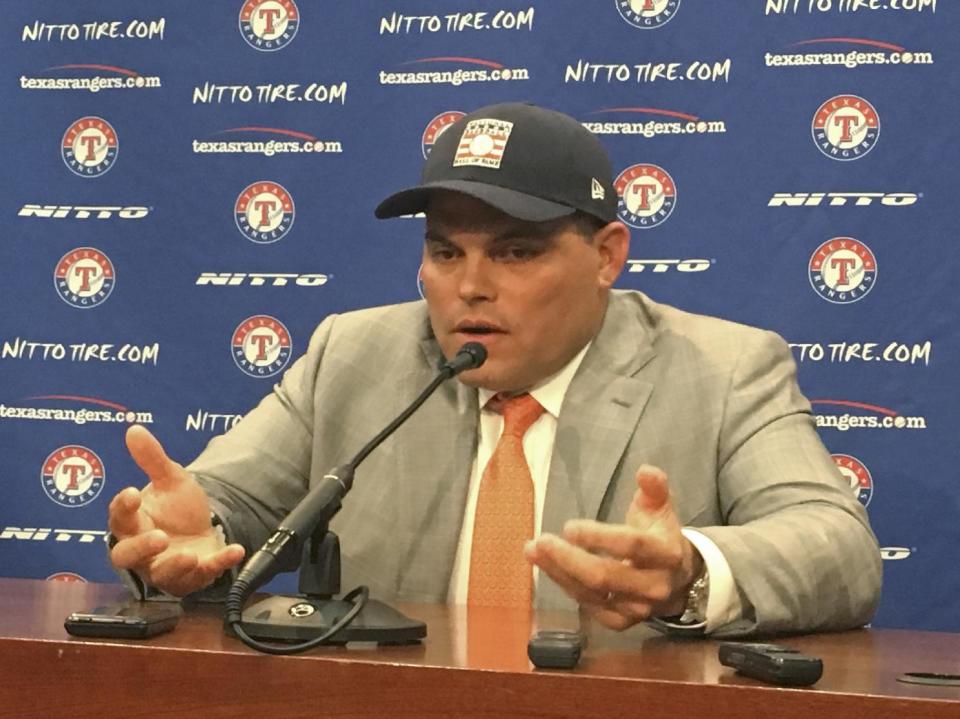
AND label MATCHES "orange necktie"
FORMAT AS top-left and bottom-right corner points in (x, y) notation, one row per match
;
(468, 392), (545, 608)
